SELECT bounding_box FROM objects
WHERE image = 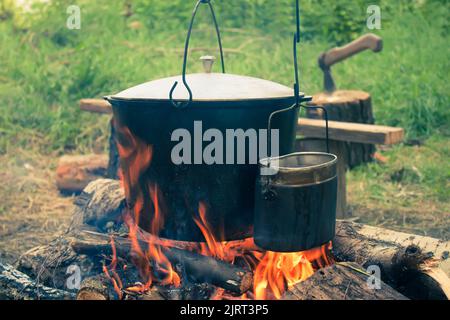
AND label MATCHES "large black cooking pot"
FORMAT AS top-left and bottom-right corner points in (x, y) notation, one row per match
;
(105, 1), (310, 241)
(106, 70), (309, 241)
